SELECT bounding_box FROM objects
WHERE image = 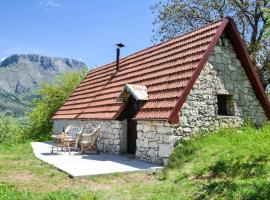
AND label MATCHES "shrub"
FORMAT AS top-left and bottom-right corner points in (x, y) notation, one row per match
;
(27, 68), (87, 140)
(0, 115), (26, 144)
